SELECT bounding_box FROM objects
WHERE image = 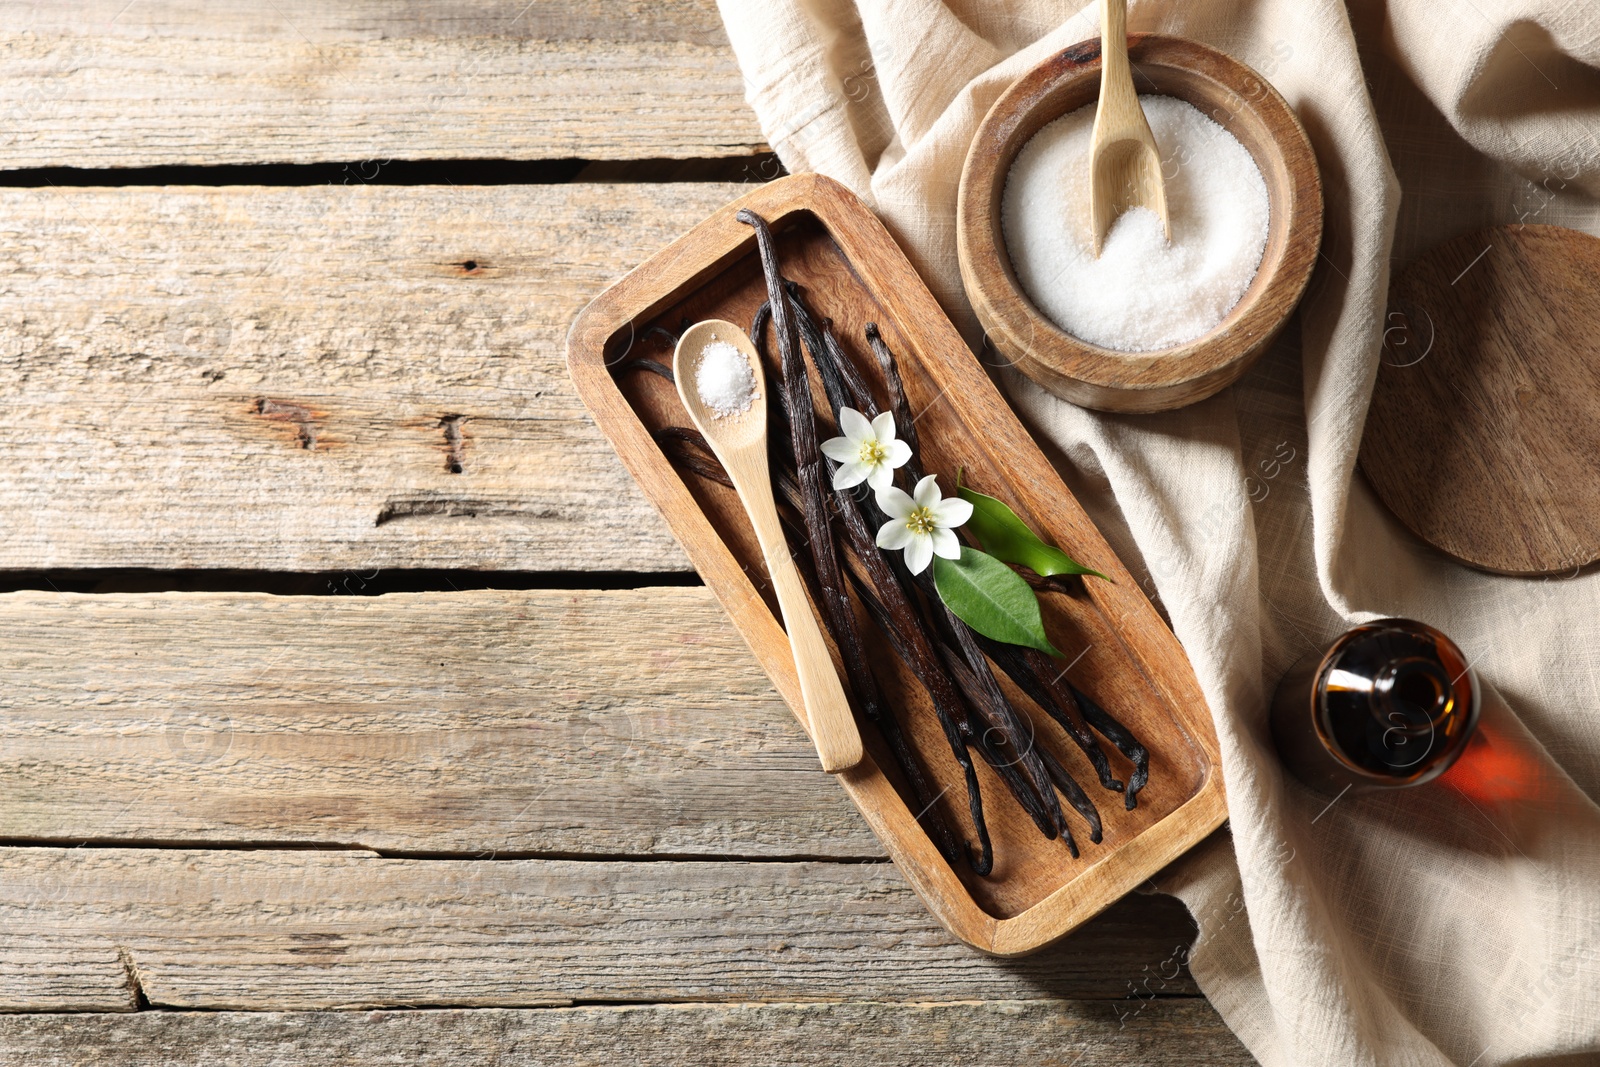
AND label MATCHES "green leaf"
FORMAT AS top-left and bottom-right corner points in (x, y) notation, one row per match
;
(933, 547), (1062, 657)
(956, 484), (1108, 581)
